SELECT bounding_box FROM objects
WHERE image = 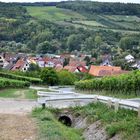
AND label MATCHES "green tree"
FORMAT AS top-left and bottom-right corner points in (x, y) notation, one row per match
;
(40, 68), (58, 86)
(95, 35), (102, 48)
(28, 63), (40, 72)
(58, 70), (77, 85)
